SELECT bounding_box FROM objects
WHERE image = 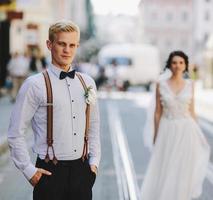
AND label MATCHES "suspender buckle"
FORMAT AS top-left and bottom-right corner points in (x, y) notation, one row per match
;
(47, 139), (53, 145)
(84, 136), (88, 142)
